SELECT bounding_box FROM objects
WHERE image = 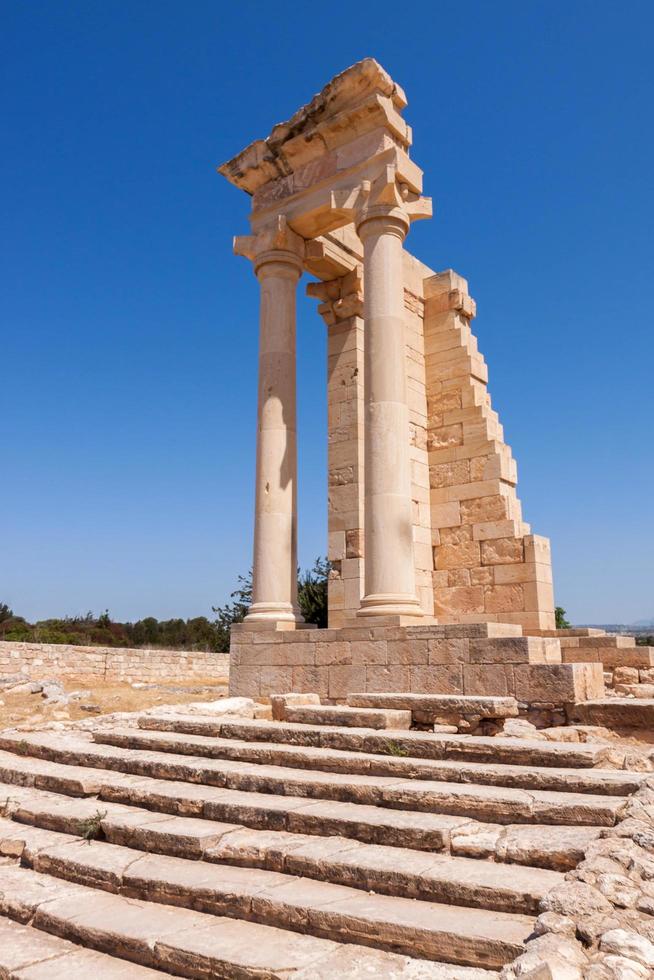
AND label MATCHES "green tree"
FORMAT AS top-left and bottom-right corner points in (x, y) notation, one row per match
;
(212, 572), (253, 652)
(0, 603), (13, 624)
(555, 606), (571, 630)
(298, 557), (330, 629)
